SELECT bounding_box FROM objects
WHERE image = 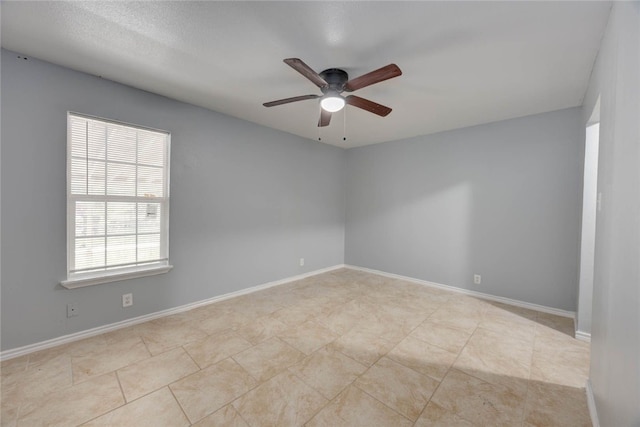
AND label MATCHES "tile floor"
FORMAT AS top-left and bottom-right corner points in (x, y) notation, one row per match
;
(0, 269), (591, 426)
